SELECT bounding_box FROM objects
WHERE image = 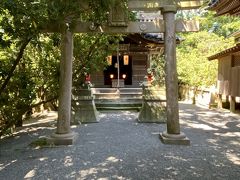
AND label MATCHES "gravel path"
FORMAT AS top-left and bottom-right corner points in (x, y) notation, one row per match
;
(0, 102), (239, 180)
